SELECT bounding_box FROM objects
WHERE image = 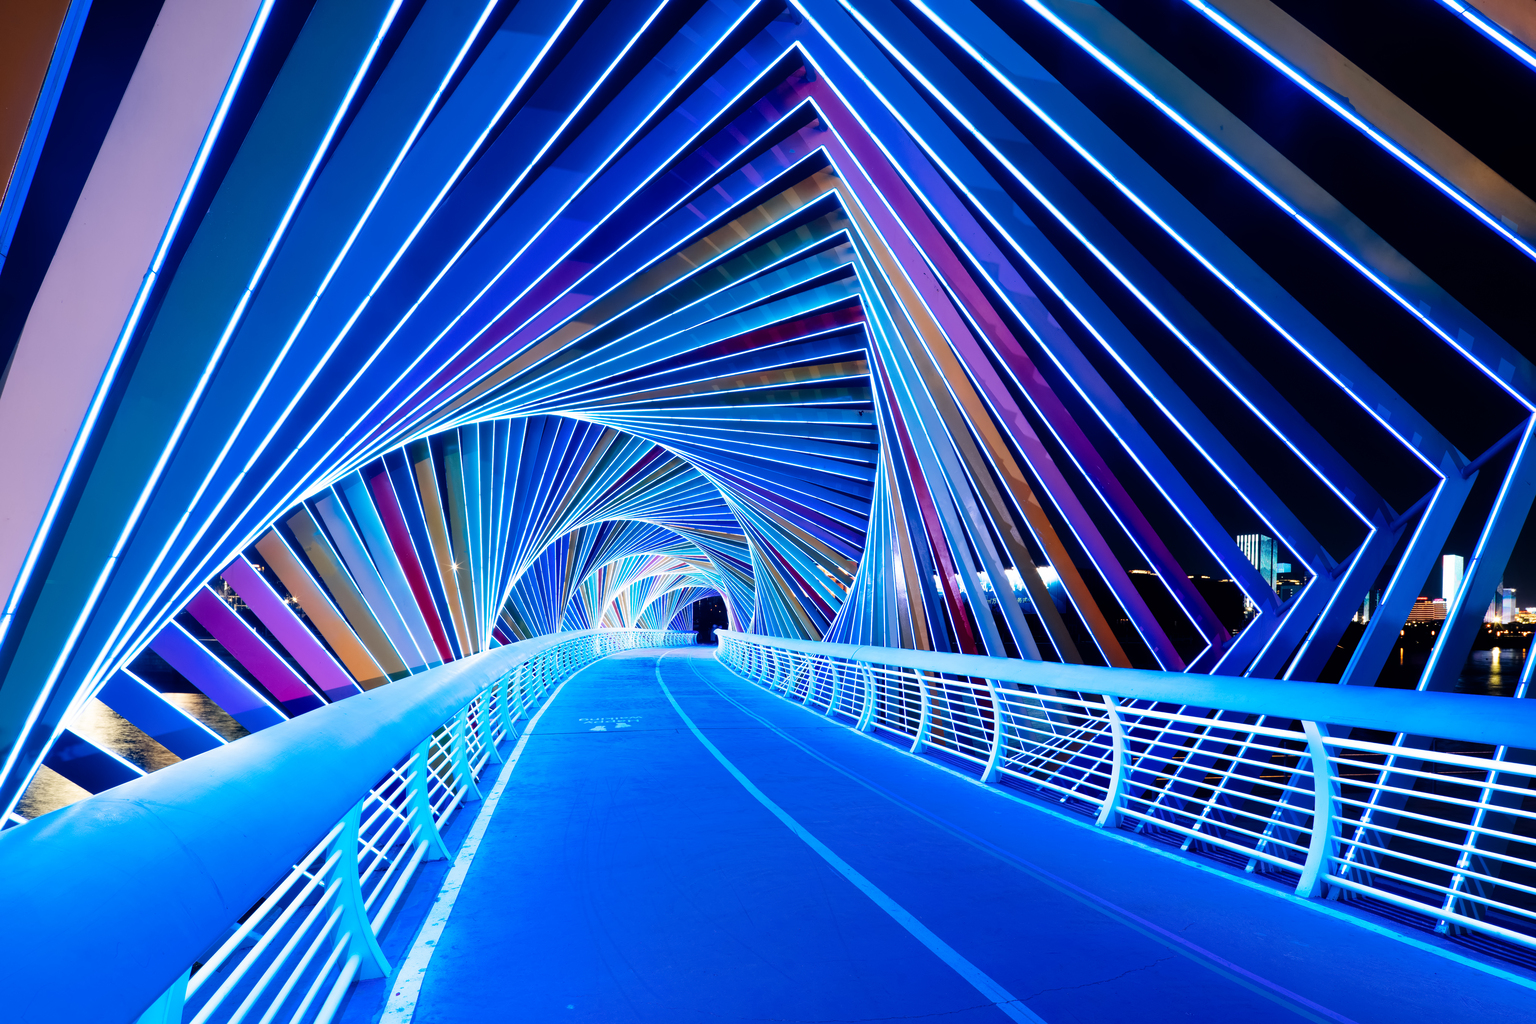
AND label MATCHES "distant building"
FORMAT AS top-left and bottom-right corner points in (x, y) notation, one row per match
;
(1442, 554), (1464, 601)
(1407, 597), (1447, 622)
(1354, 588), (1382, 624)
(1486, 586), (1518, 624)
(1237, 534), (1276, 614)
(1275, 569), (1307, 602)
